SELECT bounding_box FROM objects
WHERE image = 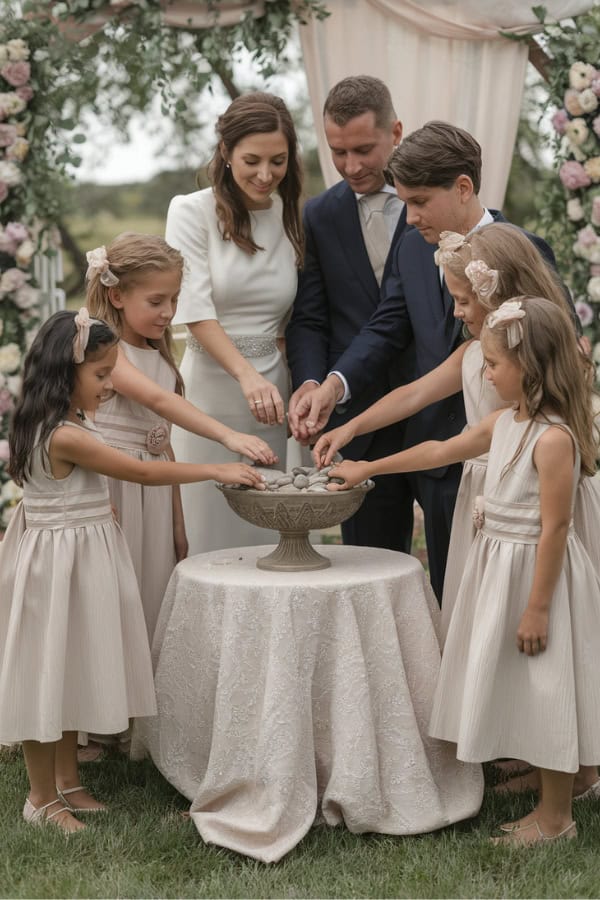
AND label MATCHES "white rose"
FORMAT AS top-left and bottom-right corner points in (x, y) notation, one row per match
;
(0, 342), (21, 373)
(588, 276), (600, 302)
(569, 61), (596, 90)
(6, 38), (30, 61)
(0, 160), (21, 186)
(15, 239), (35, 268)
(6, 374), (21, 395)
(565, 117), (589, 146)
(0, 93), (26, 117)
(567, 198), (585, 221)
(580, 88), (599, 114)
(1, 479), (22, 503)
(14, 284), (38, 309)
